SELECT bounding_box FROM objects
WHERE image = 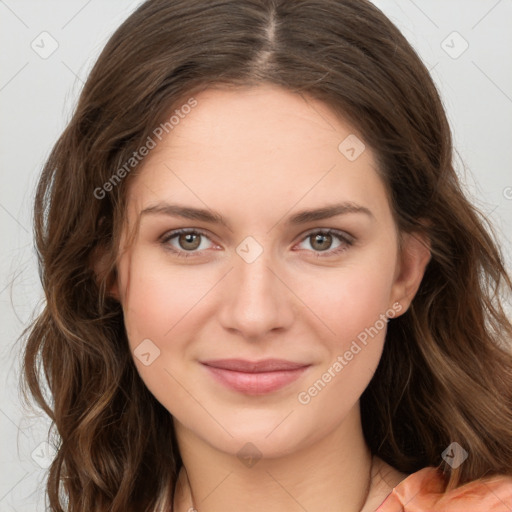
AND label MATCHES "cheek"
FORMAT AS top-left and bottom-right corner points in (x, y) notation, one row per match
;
(293, 251), (397, 415)
(295, 270), (392, 420)
(120, 249), (211, 346)
(119, 251), (209, 417)
(303, 259), (396, 346)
